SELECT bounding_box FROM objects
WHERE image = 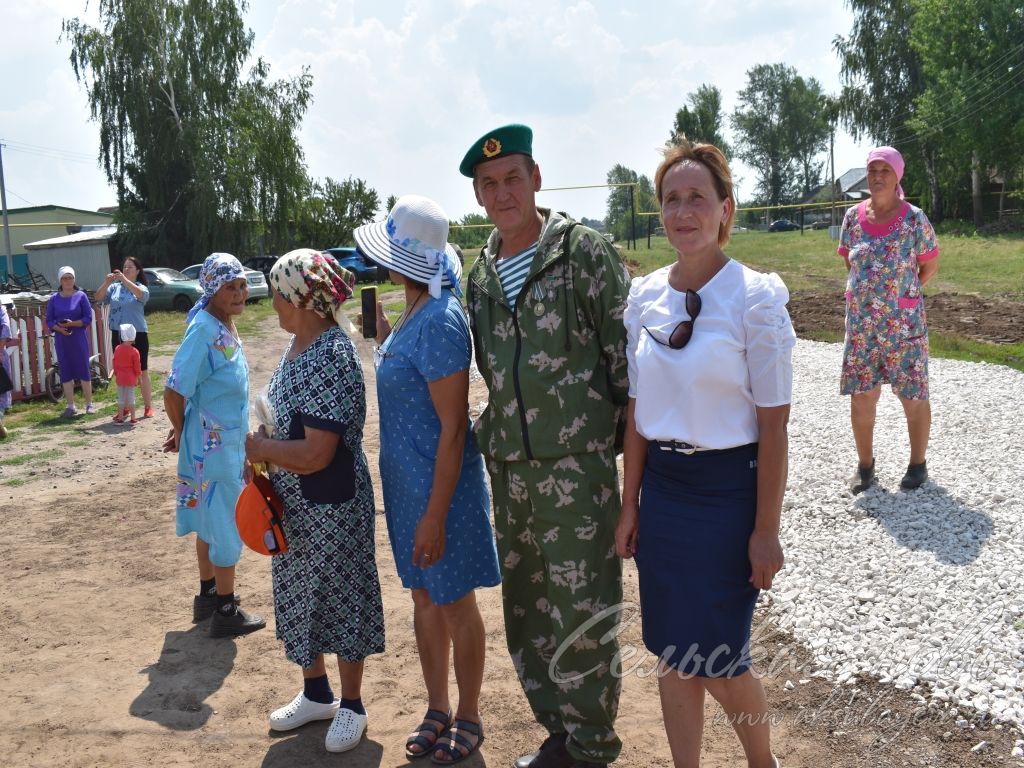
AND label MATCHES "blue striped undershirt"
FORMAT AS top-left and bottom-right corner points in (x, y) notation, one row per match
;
(495, 243), (537, 307)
